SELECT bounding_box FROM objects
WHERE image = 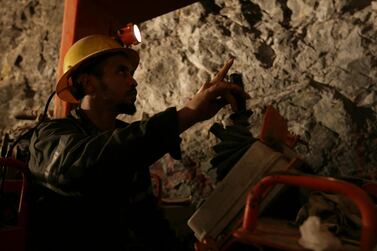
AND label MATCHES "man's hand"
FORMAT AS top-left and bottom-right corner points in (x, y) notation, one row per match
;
(178, 58), (250, 133)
